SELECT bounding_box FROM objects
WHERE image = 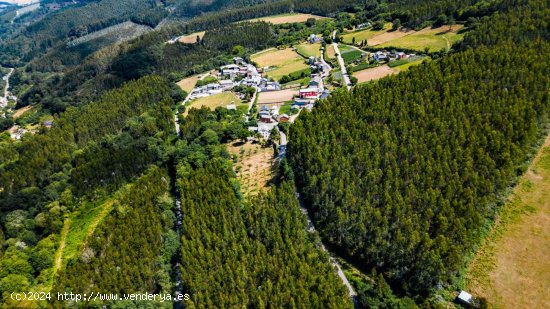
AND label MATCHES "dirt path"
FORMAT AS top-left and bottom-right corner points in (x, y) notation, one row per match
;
(52, 218), (71, 279)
